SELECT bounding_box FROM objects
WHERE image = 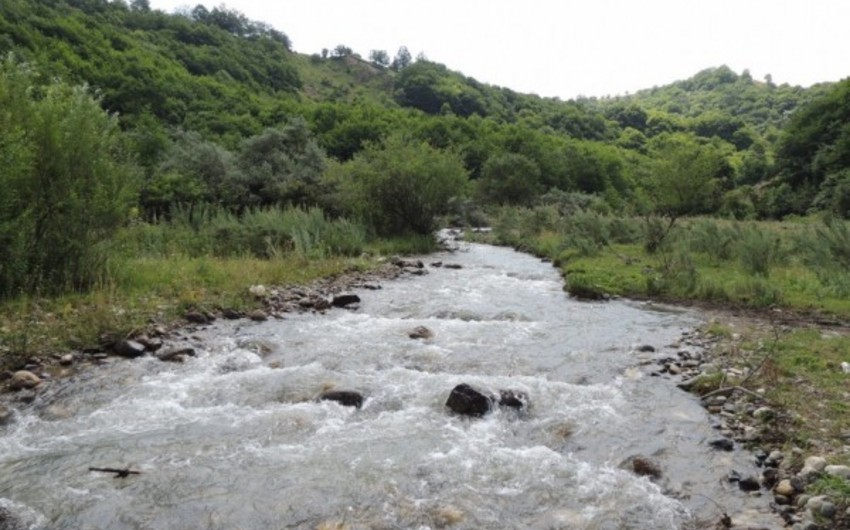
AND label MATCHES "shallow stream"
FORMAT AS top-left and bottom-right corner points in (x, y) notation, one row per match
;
(0, 240), (782, 529)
